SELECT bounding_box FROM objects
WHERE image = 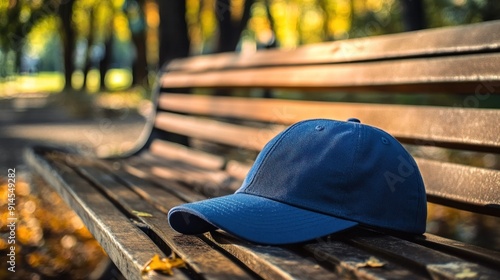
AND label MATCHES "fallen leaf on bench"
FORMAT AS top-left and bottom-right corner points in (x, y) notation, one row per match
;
(132, 210), (153, 217)
(142, 254), (186, 275)
(455, 268), (477, 279)
(355, 256), (385, 268)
